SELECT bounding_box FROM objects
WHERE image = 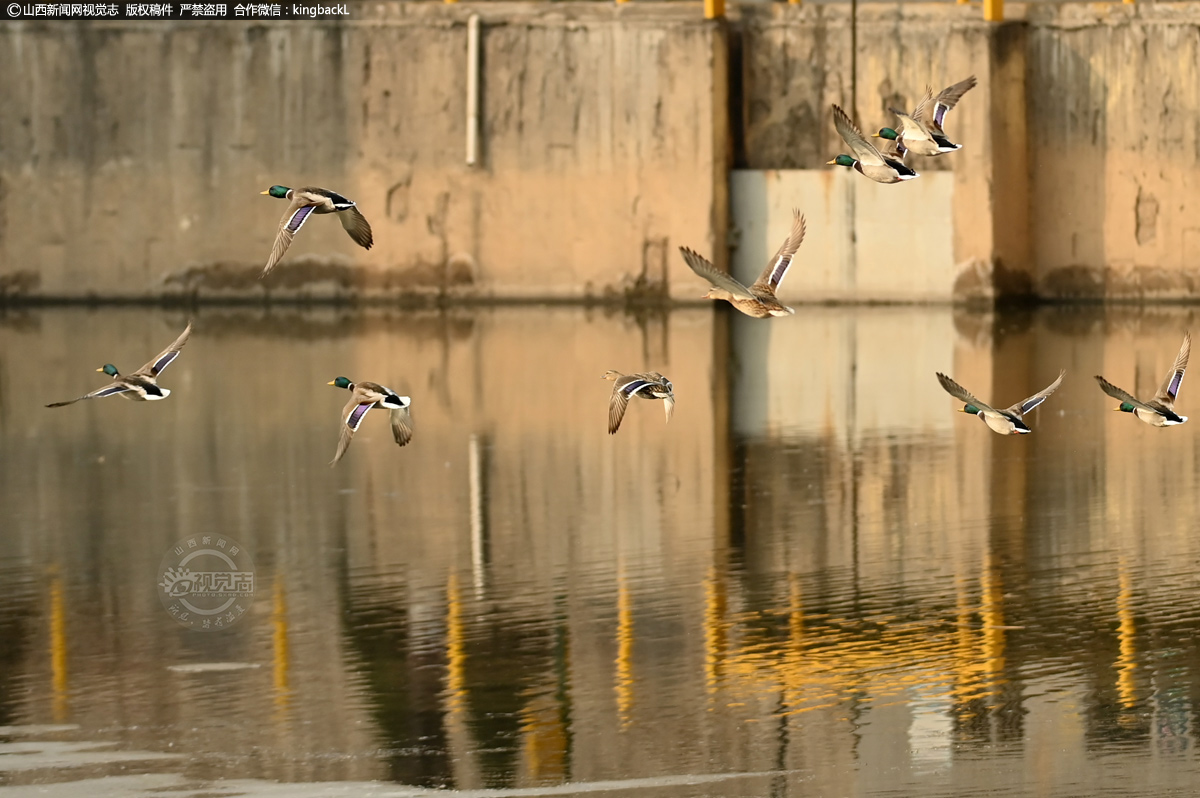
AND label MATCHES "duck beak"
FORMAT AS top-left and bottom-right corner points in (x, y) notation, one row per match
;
(955, 408), (966, 413)
(327, 380), (338, 386)
(826, 158), (837, 165)
(260, 190), (270, 195)
(95, 367), (105, 373)
(871, 132), (881, 138)
(1112, 407), (1122, 412)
